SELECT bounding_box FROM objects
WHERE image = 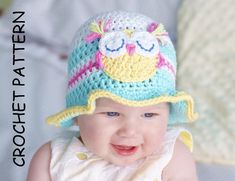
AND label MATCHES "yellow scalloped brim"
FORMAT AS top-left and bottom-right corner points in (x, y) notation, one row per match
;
(47, 90), (198, 127)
